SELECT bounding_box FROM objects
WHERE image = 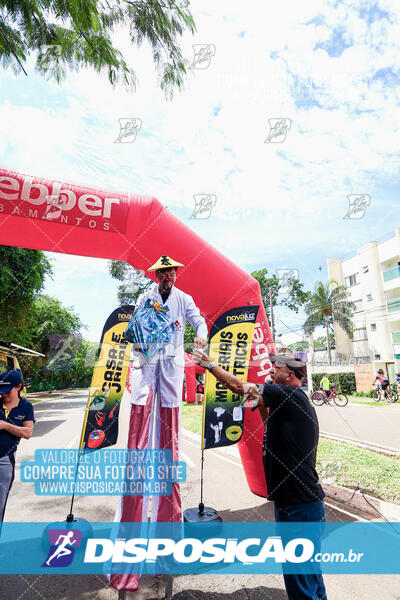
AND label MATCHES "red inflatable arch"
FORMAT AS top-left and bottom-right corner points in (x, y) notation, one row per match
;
(0, 166), (274, 497)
